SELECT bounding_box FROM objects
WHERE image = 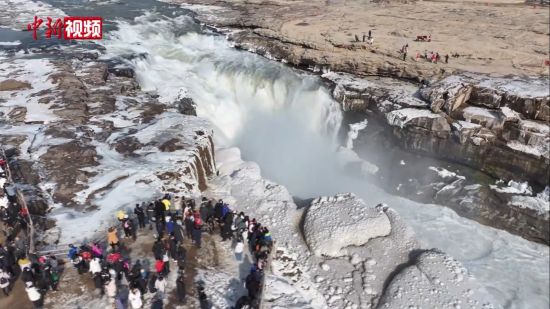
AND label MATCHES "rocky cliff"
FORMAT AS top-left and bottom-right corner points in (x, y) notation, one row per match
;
(327, 72), (549, 244)
(0, 49), (216, 244)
